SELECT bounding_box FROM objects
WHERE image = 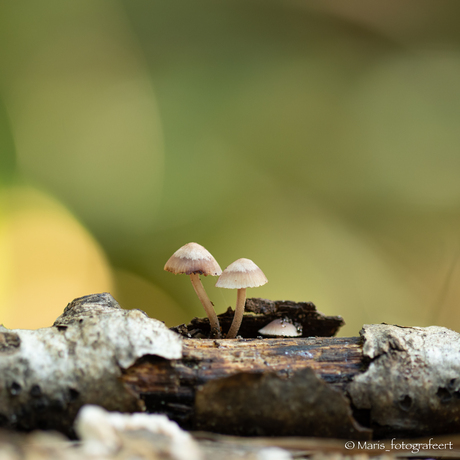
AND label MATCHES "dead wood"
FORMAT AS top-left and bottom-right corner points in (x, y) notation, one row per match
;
(1, 292), (460, 442)
(121, 335), (364, 435)
(172, 298), (344, 338)
(194, 368), (371, 439)
(124, 322), (460, 439)
(348, 324), (460, 438)
(0, 293), (182, 436)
